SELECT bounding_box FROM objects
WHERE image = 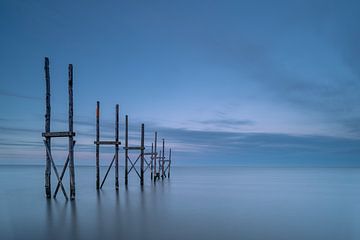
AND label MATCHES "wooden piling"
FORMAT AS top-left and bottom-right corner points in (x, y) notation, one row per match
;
(125, 115), (129, 185)
(115, 104), (119, 190)
(44, 57), (51, 198)
(162, 138), (165, 179)
(154, 132), (157, 181)
(168, 148), (171, 178)
(150, 143), (154, 180)
(68, 64), (75, 200)
(140, 124), (145, 185)
(96, 101), (100, 189)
